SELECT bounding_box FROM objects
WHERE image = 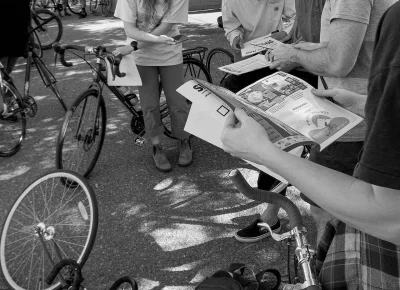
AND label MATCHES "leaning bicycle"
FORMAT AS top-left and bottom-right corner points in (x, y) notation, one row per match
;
(0, 33), (67, 157)
(53, 41), (211, 179)
(0, 170), (99, 290)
